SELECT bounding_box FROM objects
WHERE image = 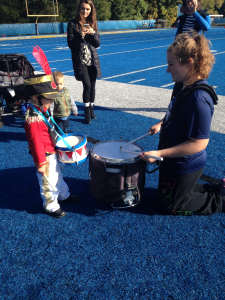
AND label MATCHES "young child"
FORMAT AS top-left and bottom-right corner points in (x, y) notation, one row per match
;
(24, 74), (79, 218)
(51, 71), (78, 134)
